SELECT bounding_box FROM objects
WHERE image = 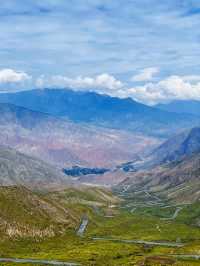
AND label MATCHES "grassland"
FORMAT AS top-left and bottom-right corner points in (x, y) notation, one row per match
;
(1, 187), (200, 265)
